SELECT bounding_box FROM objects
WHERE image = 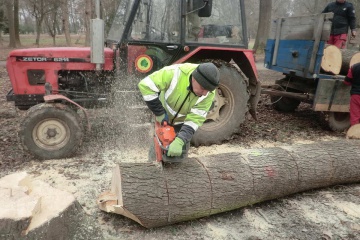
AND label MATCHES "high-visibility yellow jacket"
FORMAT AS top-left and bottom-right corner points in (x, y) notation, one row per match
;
(138, 63), (215, 142)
